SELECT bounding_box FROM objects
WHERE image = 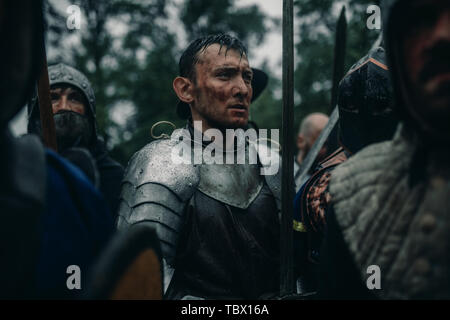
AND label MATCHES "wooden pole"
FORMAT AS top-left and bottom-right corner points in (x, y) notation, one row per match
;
(37, 40), (58, 152)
